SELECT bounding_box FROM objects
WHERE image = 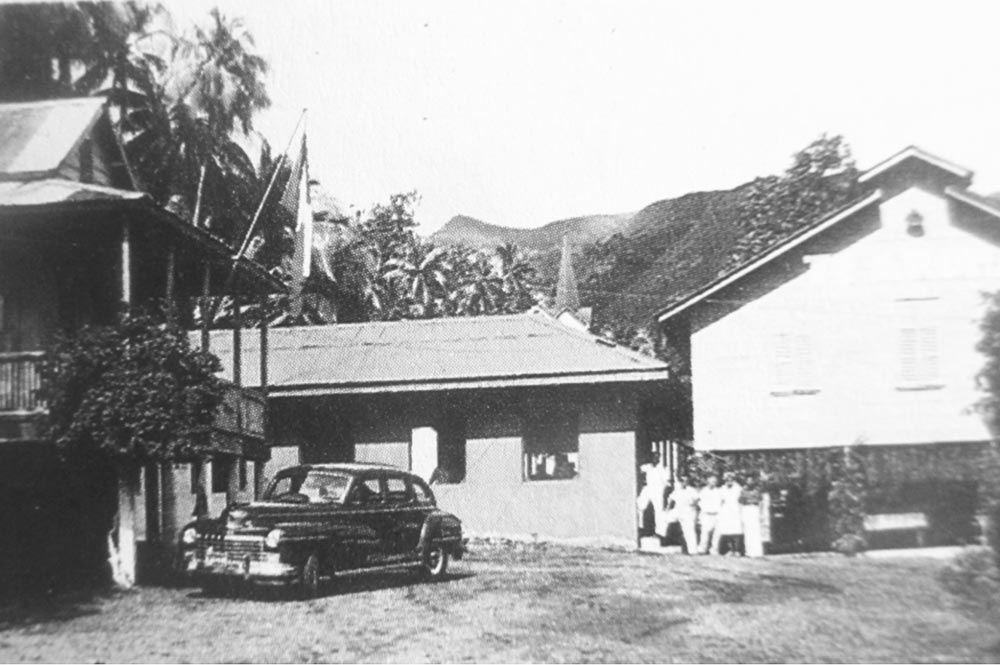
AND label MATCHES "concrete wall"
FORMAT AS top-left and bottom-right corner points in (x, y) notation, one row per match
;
(691, 186), (1000, 451)
(275, 385), (642, 544)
